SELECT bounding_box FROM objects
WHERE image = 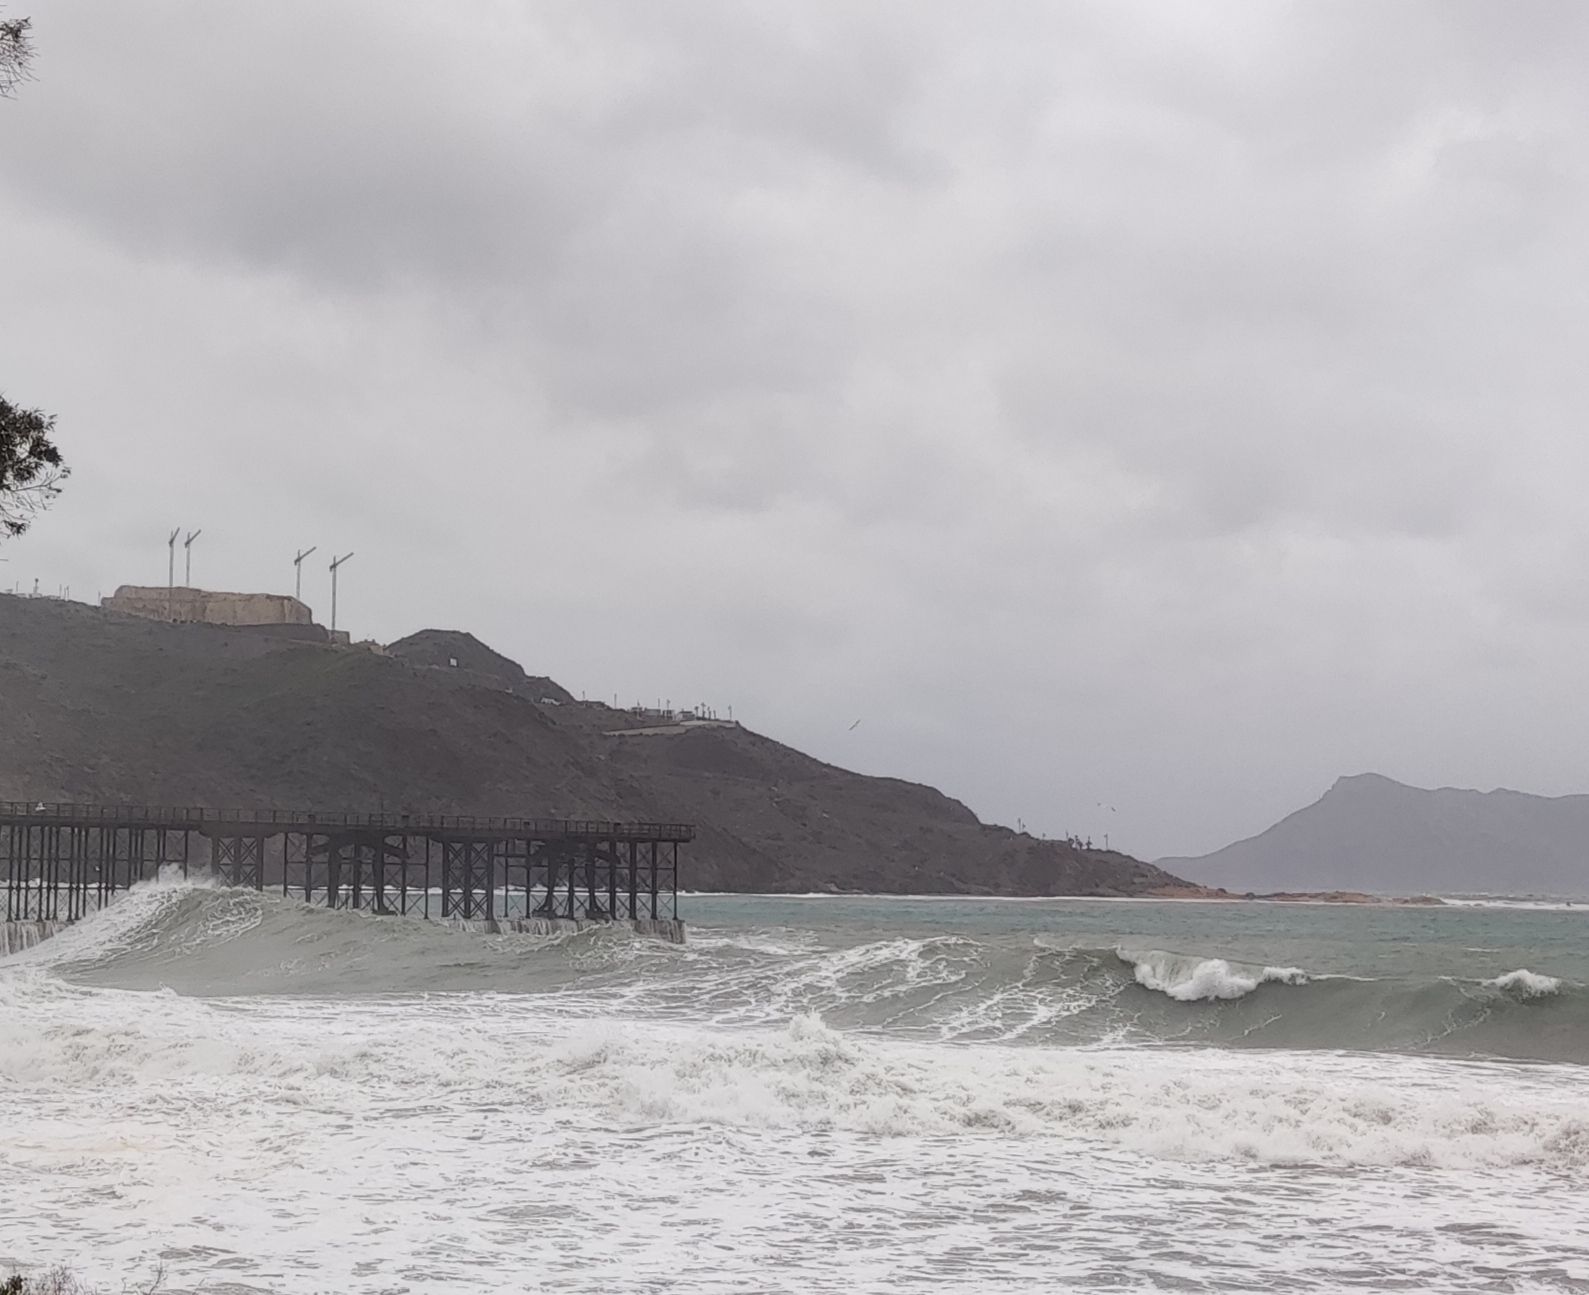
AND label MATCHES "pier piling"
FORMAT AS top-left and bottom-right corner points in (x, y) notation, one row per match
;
(0, 803), (690, 941)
